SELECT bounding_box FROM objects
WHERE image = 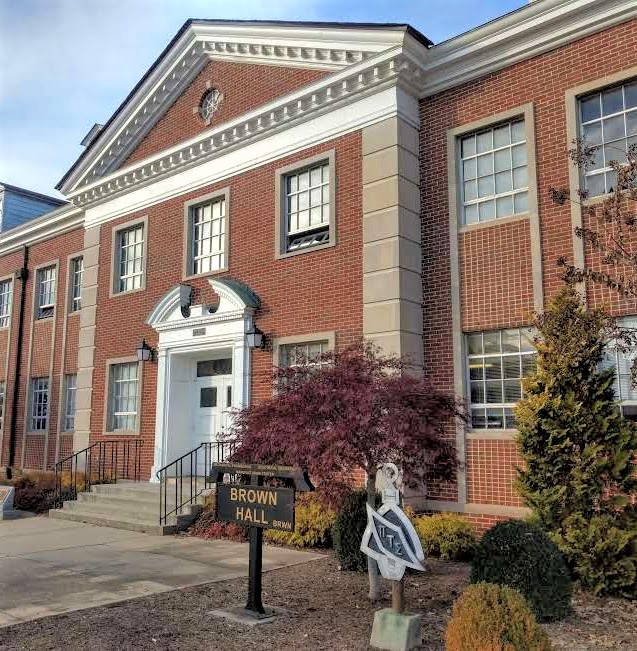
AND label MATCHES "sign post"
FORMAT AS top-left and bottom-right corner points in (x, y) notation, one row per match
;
(209, 462), (313, 621)
(361, 464), (426, 651)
